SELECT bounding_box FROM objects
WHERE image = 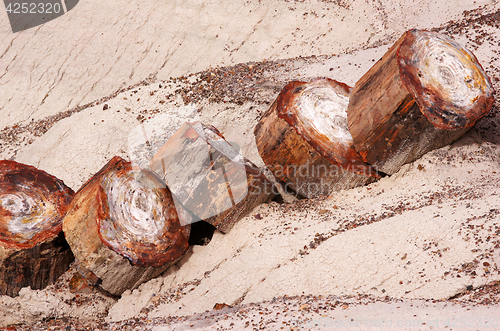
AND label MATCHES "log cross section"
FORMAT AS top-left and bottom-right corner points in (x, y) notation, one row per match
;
(62, 156), (189, 296)
(347, 29), (494, 174)
(0, 160), (74, 297)
(255, 78), (380, 199)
